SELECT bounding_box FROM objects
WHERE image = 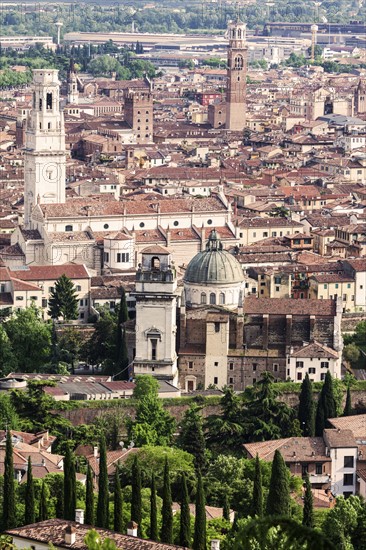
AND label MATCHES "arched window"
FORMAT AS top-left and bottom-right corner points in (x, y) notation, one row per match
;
(46, 93), (52, 110)
(201, 293), (207, 305)
(219, 292), (225, 305)
(151, 256), (160, 269)
(210, 293), (216, 305)
(234, 56), (244, 70)
(238, 28), (242, 39)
